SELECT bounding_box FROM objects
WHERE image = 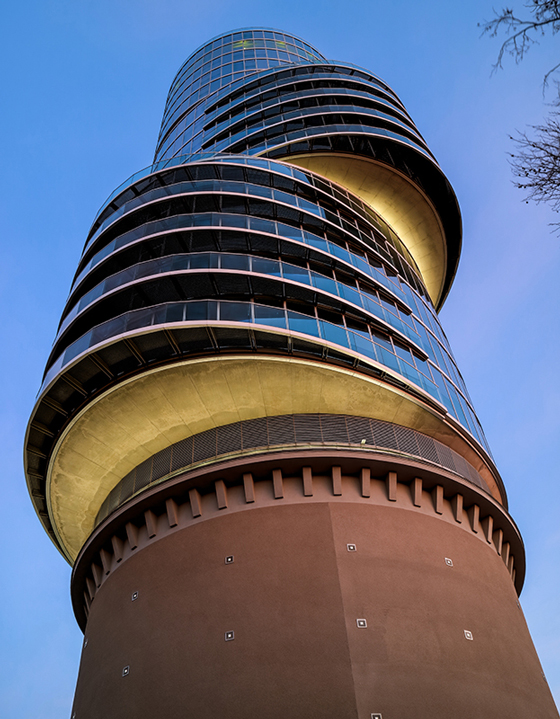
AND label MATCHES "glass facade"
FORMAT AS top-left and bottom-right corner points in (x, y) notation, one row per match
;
(152, 29), (432, 172)
(29, 33), (560, 719)
(155, 29), (327, 161)
(39, 155), (488, 452)
(25, 28), (498, 552)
